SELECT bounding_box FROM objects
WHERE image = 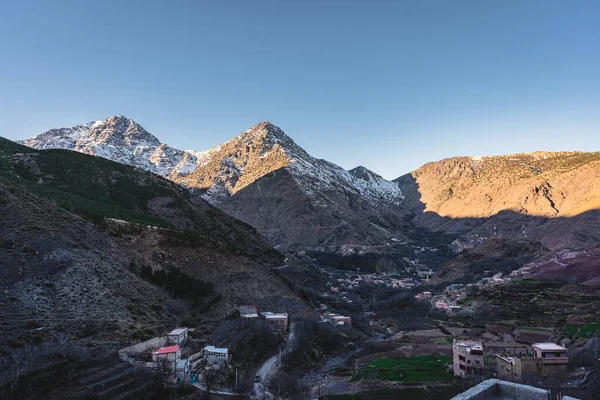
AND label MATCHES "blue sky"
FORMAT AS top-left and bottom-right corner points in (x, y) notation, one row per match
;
(1, 1), (599, 179)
